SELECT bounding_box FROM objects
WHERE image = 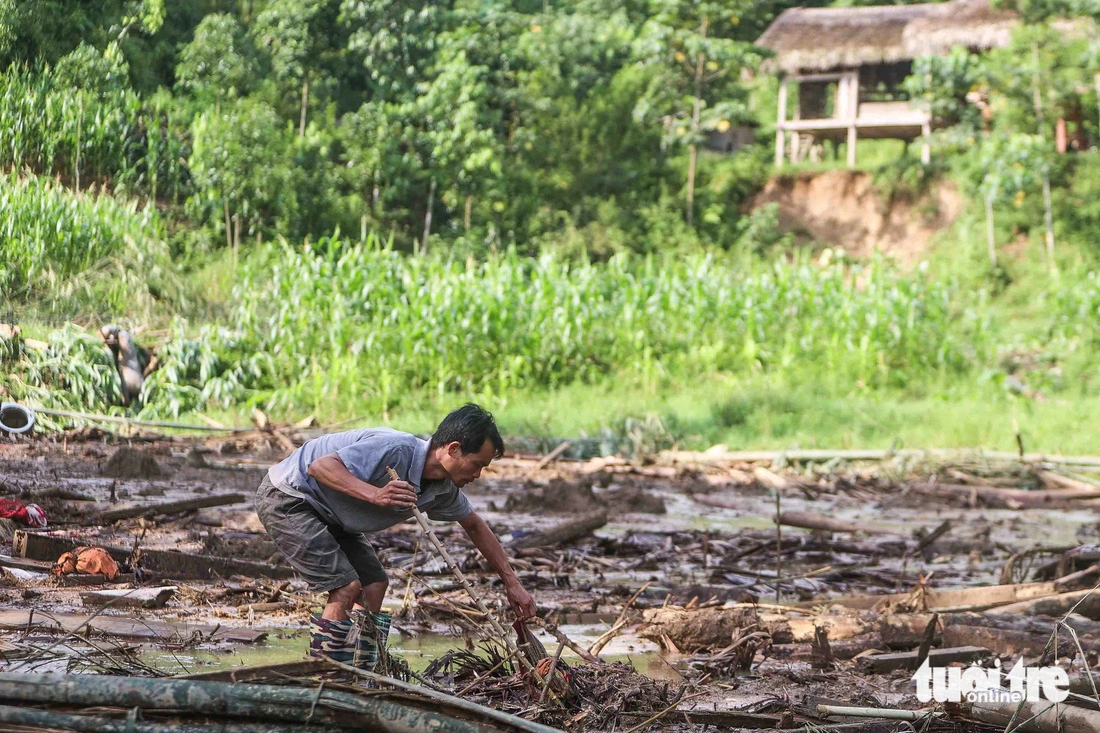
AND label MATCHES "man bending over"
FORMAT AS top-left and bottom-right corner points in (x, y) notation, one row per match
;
(256, 403), (536, 668)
